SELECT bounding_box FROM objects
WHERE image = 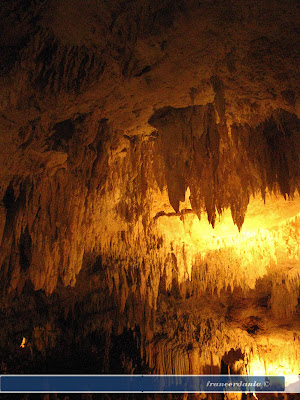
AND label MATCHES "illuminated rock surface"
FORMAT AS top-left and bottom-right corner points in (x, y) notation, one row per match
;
(0, 0), (300, 399)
